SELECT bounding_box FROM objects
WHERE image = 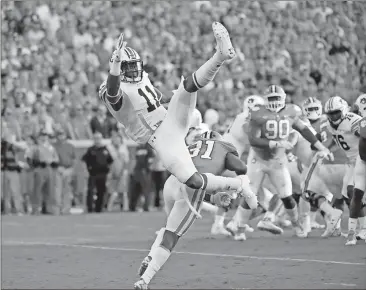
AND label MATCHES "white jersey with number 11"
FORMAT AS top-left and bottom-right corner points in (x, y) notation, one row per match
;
(99, 72), (167, 144)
